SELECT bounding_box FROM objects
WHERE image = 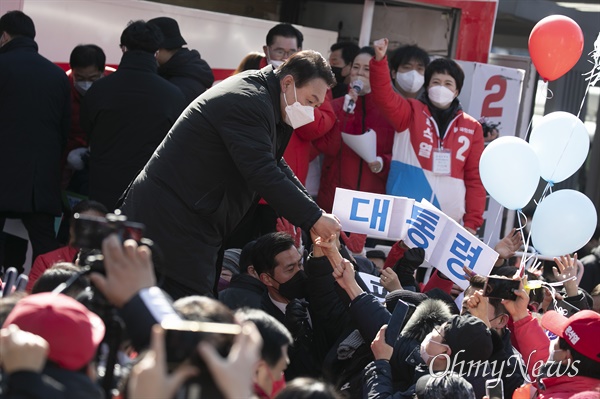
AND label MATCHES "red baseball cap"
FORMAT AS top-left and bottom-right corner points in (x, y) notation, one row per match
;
(3, 292), (105, 371)
(542, 310), (600, 362)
